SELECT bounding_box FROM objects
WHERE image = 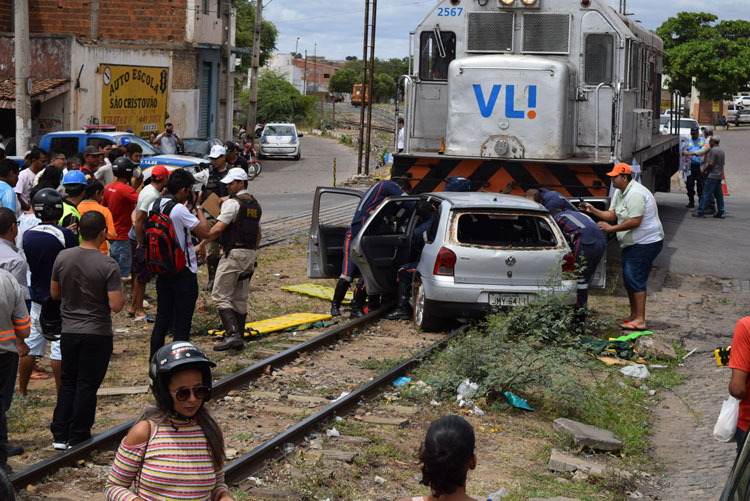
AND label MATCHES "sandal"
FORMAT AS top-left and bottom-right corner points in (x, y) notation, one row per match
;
(30, 372), (51, 380)
(134, 313), (155, 323)
(620, 321), (647, 331)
